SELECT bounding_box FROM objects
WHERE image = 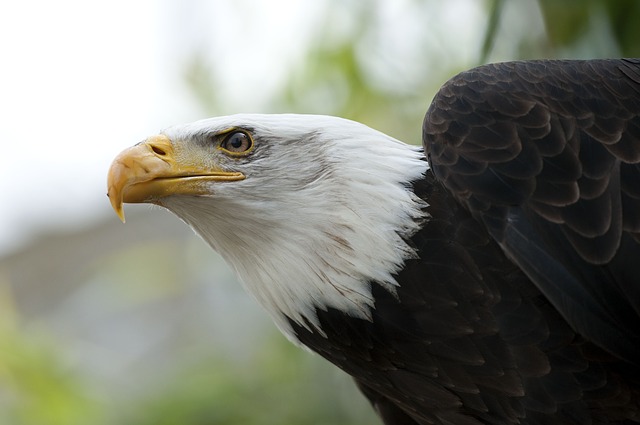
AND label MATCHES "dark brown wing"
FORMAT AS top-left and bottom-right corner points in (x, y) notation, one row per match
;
(293, 174), (639, 425)
(423, 59), (640, 365)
